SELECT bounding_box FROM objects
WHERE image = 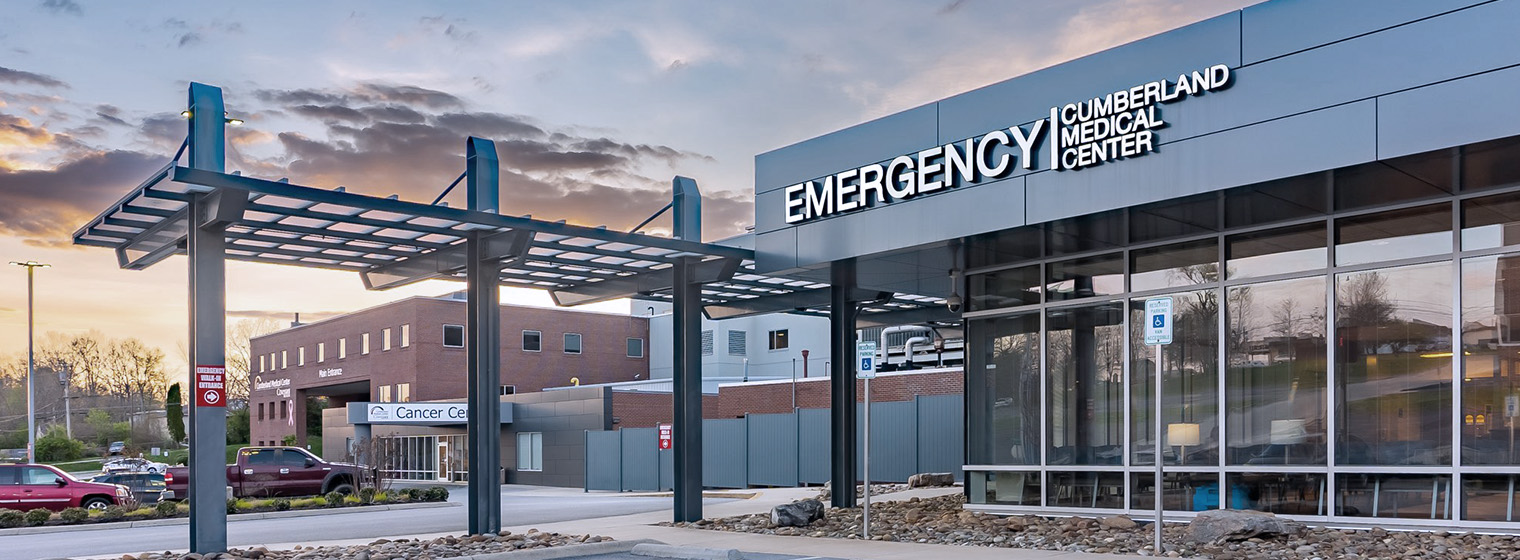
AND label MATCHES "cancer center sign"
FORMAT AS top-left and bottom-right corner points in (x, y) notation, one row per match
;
(365, 403), (469, 424)
(783, 64), (1232, 224)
